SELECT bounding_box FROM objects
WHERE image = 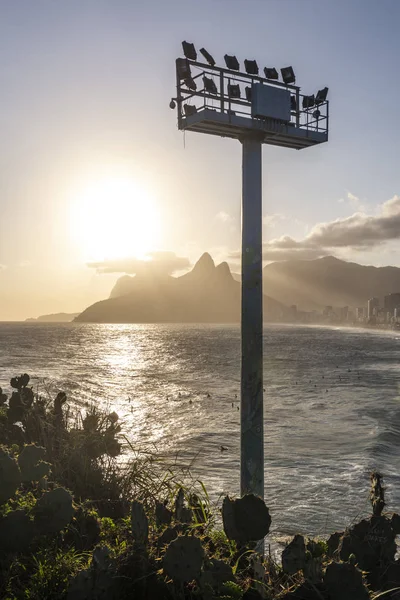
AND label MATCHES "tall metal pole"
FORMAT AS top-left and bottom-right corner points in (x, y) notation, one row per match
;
(240, 134), (264, 500)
